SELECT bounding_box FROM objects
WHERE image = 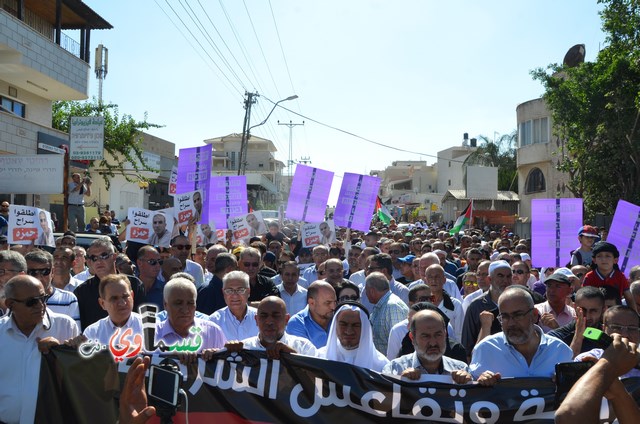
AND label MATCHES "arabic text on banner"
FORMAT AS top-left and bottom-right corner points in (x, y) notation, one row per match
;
(286, 164), (334, 222)
(333, 173), (381, 232)
(531, 198), (583, 268)
(208, 175), (248, 230)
